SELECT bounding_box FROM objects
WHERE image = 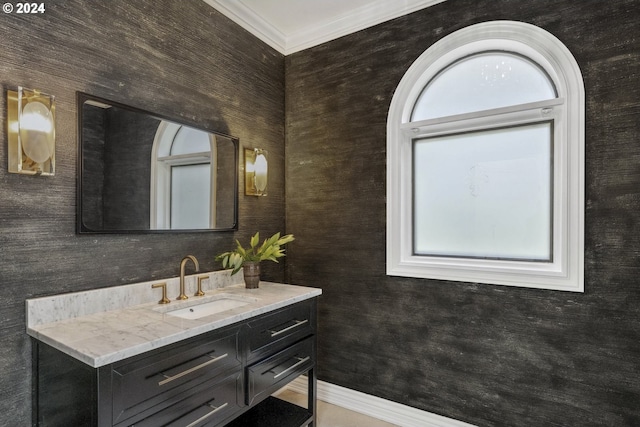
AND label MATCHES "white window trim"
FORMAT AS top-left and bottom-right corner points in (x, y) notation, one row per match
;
(387, 21), (584, 292)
